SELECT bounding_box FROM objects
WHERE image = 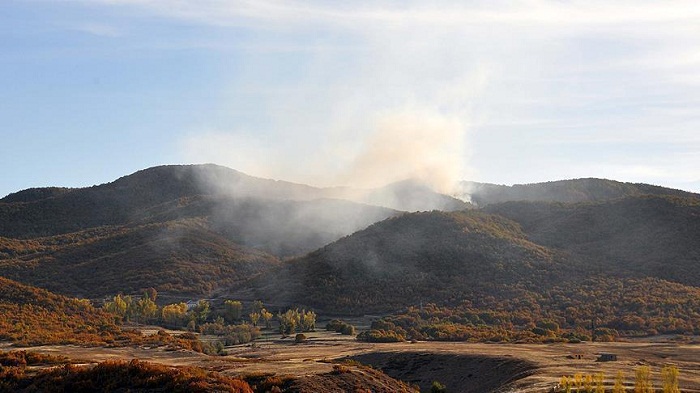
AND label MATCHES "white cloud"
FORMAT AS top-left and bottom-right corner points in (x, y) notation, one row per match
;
(77, 0), (700, 190)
